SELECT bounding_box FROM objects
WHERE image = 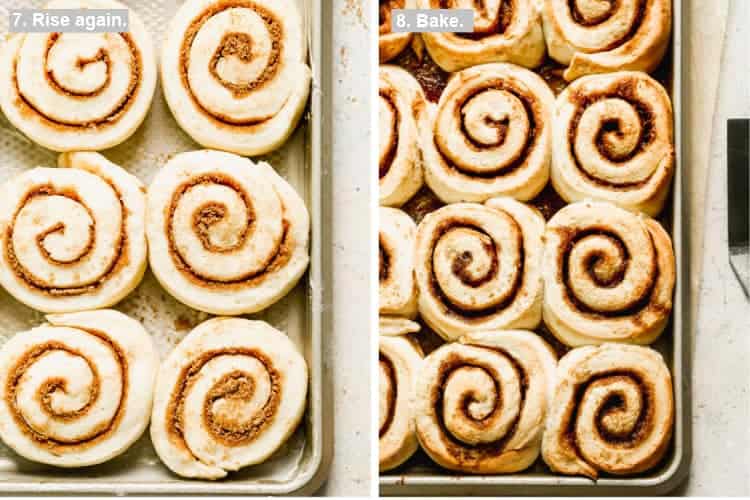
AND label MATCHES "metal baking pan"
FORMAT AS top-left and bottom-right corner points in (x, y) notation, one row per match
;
(0, 0), (332, 494)
(380, 0), (691, 495)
